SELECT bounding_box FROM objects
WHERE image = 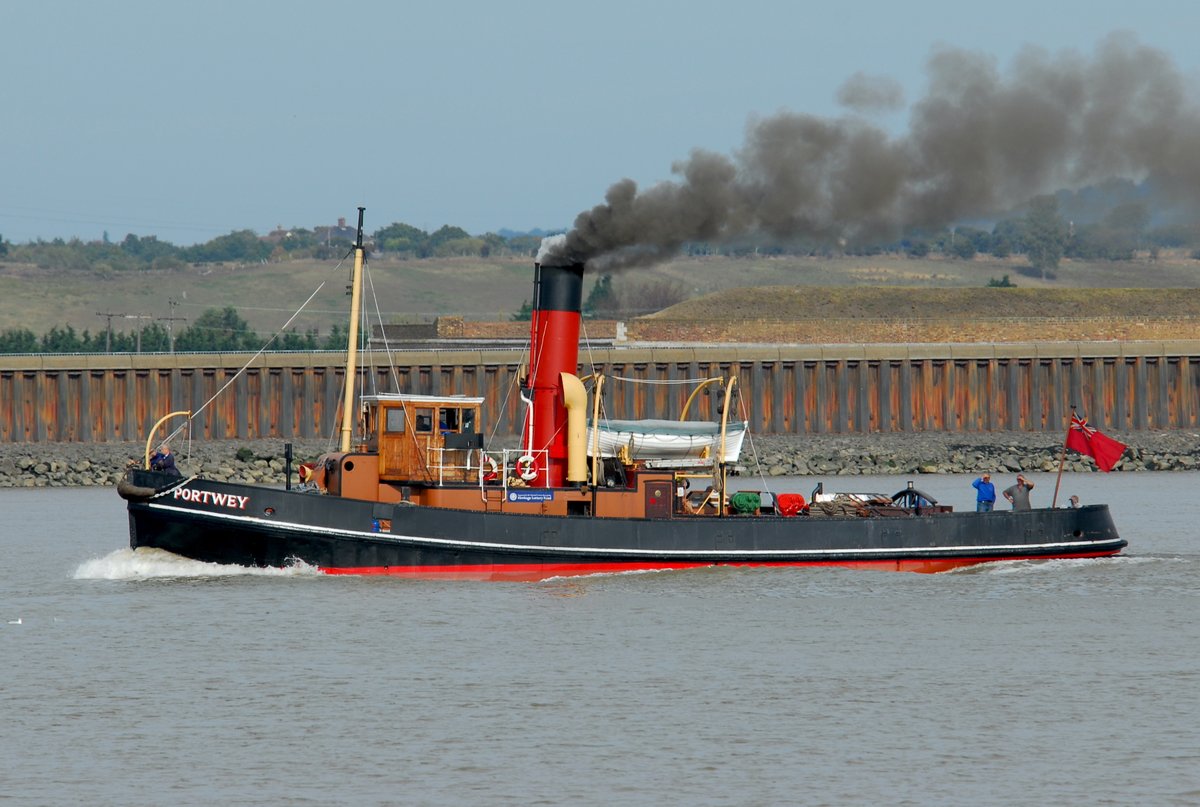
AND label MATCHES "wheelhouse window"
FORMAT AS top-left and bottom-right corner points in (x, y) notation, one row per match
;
(439, 407), (461, 433)
(385, 407), (406, 433)
(414, 407), (434, 433)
